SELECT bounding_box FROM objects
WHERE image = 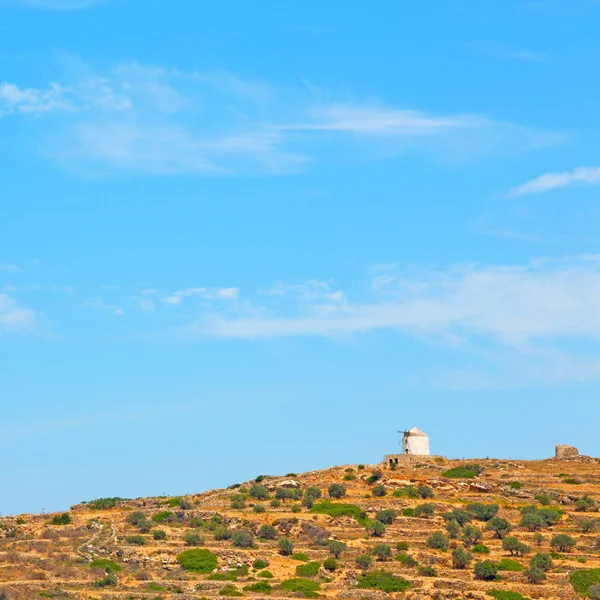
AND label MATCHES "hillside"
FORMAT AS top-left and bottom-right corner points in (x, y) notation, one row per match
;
(2, 456), (600, 600)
